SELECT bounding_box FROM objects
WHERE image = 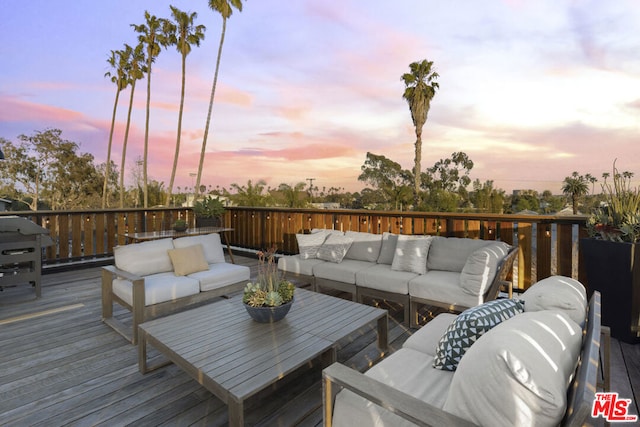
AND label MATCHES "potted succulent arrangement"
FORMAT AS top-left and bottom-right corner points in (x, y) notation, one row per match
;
(243, 247), (296, 323)
(172, 218), (188, 232)
(582, 160), (640, 343)
(193, 195), (226, 228)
